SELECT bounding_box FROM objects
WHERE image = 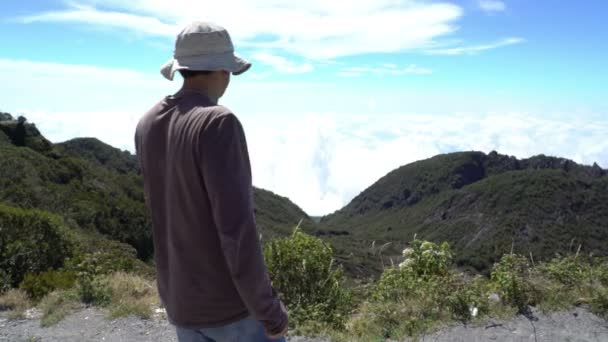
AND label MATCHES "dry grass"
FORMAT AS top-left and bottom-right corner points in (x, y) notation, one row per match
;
(38, 289), (82, 327)
(0, 289), (31, 320)
(102, 272), (159, 319)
